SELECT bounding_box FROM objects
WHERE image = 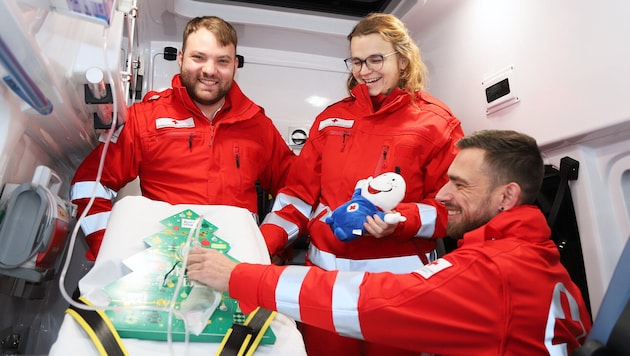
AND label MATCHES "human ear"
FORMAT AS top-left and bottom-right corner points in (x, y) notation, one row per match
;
(499, 182), (521, 211)
(399, 57), (409, 71)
